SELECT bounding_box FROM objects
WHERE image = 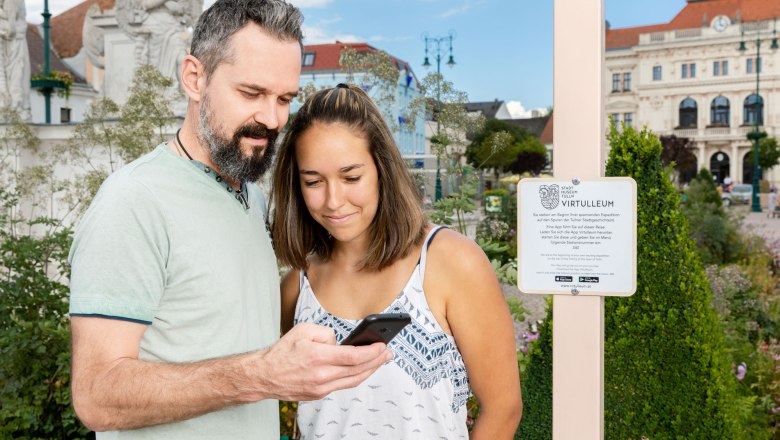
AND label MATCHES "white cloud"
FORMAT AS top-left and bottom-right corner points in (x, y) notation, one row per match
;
(302, 25), (360, 44)
(289, 0), (333, 8)
(440, 4), (470, 18)
(506, 101), (549, 119)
